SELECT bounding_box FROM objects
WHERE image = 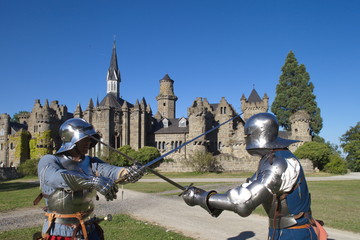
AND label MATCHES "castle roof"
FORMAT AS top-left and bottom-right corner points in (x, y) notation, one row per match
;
(107, 41), (121, 81)
(98, 94), (132, 108)
(247, 89), (262, 103)
(153, 118), (189, 134)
